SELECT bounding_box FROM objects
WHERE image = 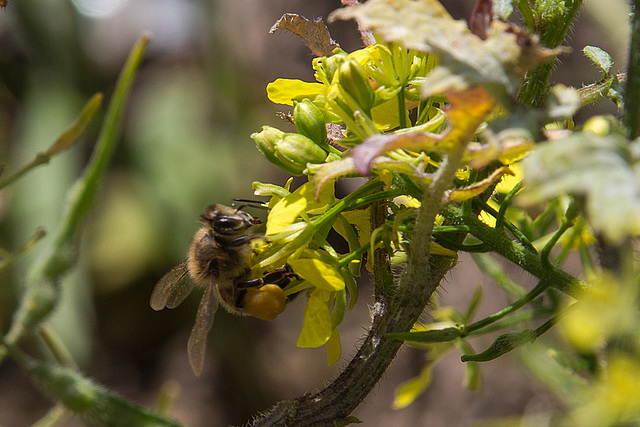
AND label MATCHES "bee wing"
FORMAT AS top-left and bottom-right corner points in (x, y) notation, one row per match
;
(187, 280), (218, 376)
(150, 260), (196, 310)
